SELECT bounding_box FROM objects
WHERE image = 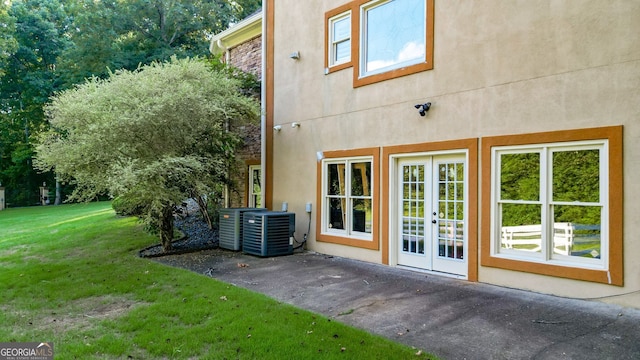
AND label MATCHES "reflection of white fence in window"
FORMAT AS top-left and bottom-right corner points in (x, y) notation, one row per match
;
(438, 221), (464, 259)
(501, 222), (574, 255)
